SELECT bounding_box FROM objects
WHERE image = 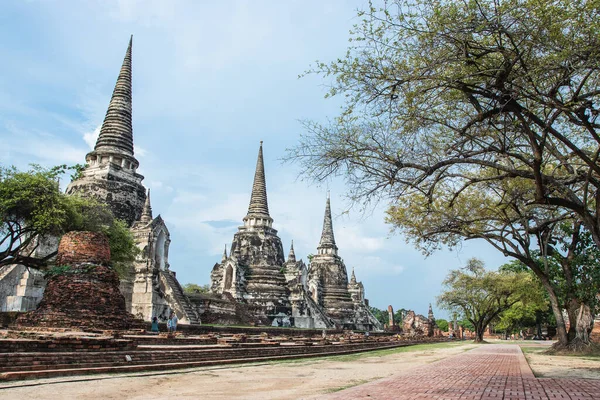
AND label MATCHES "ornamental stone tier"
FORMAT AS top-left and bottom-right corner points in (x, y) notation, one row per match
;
(210, 145), (382, 330)
(306, 196), (356, 327)
(211, 143), (291, 320)
(66, 36), (145, 226)
(1, 37), (198, 326)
